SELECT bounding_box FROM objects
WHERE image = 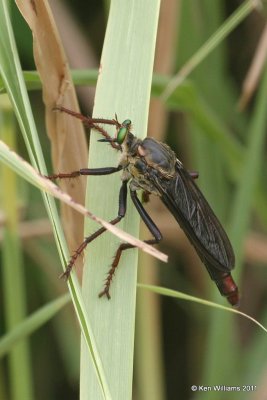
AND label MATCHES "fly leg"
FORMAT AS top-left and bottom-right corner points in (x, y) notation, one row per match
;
(61, 179), (128, 279)
(54, 106), (122, 150)
(46, 166), (122, 180)
(99, 189), (162, 299)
